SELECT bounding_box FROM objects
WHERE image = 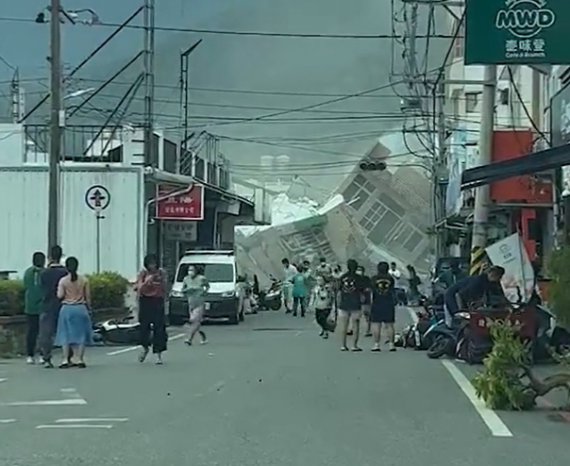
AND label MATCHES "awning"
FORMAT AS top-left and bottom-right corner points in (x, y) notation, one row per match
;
(460, 143), (570, 190)
(144, 167), (254, 207)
